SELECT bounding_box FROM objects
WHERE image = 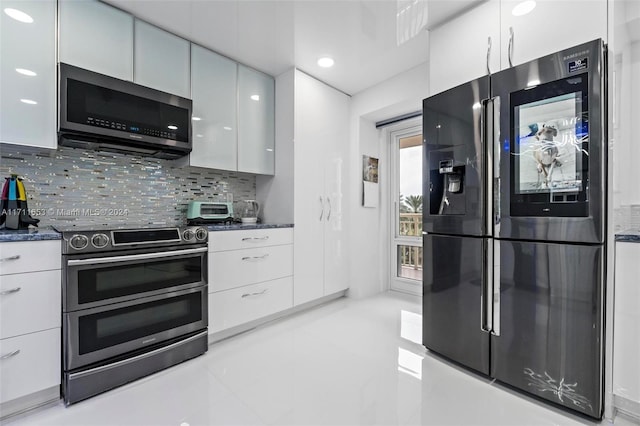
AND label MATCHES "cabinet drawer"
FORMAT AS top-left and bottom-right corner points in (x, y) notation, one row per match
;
(209, 244), (292, 292)
(0, 270), (61, 339)
(0, 241), (60, 275)
(208, 228), (292, 252)
(208, 277), (292, 333)
(0, 328), (60, 404)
